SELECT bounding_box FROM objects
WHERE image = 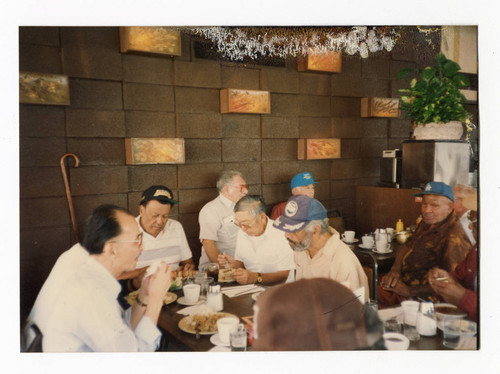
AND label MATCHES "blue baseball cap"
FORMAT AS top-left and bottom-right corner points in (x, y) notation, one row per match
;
(412, 181), (455, 202)
(273, 195), (327, 233)
(290, 172), (316, 190)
